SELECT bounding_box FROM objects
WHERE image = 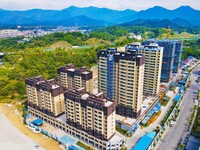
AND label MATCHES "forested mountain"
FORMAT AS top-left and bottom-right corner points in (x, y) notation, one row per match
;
(117, 6), (200, 25)
(0, 6), (199, 26)
(121, 19), (180, 28)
